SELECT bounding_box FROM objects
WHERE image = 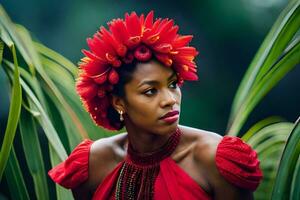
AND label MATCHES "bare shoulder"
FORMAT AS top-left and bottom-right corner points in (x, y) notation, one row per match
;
(179, 125), (253, 199)
(90, 132), (127, 165)
(178, 125), (222, 168)
(75, 132), (127, 195)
